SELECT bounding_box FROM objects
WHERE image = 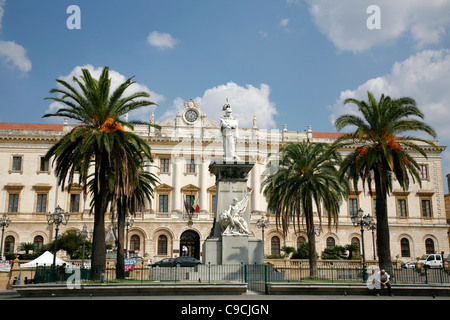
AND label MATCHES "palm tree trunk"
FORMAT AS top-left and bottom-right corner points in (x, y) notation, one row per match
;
(305, 196), (317, 278)
(116, 198), (126, 280)
(307, 231), (317, 278)
(374, 169), (393, 273)
(90, 155), (108, 281)
(91, 198), (107, 281)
